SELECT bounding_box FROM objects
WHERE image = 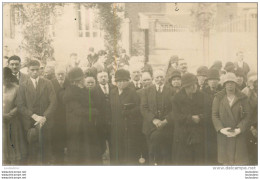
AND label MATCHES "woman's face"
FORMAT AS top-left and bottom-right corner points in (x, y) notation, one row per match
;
(171, 77), (181, 87)
(84, 77), (96, 89)
(225, 81), (236, 92)
(116, 80), (129, 91)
